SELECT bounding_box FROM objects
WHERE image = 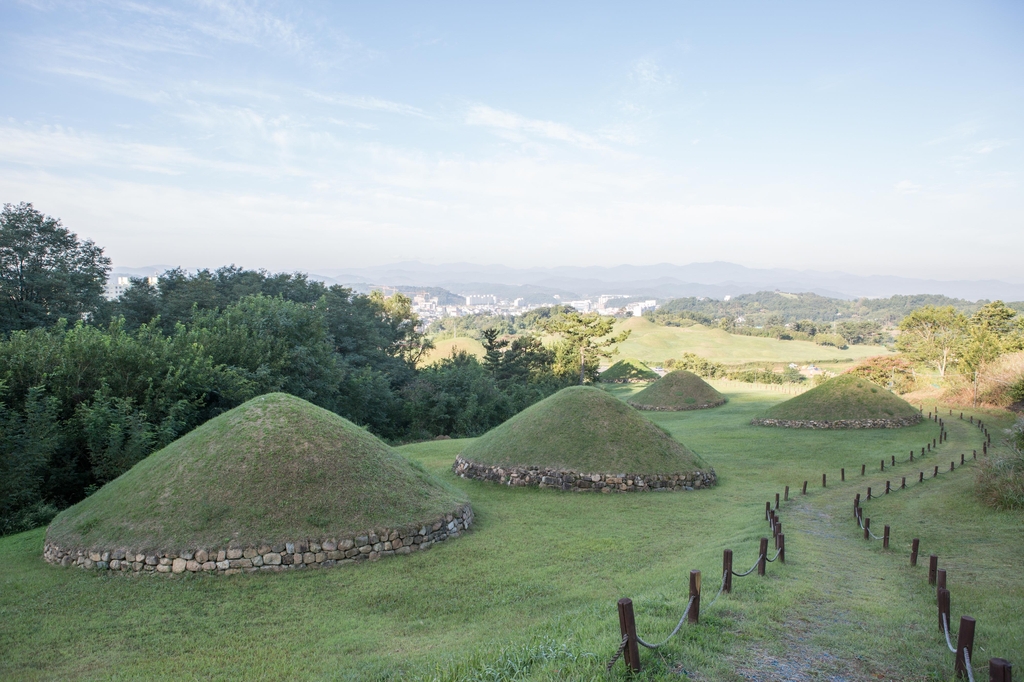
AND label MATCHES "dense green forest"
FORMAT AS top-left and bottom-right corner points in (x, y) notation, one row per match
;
(0, 203), (577, 535)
